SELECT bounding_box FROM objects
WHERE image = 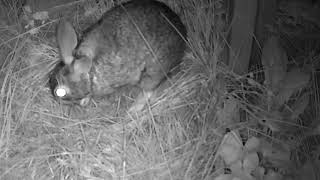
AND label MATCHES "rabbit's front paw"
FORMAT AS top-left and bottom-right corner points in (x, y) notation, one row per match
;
(128, 91), (153, 112)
